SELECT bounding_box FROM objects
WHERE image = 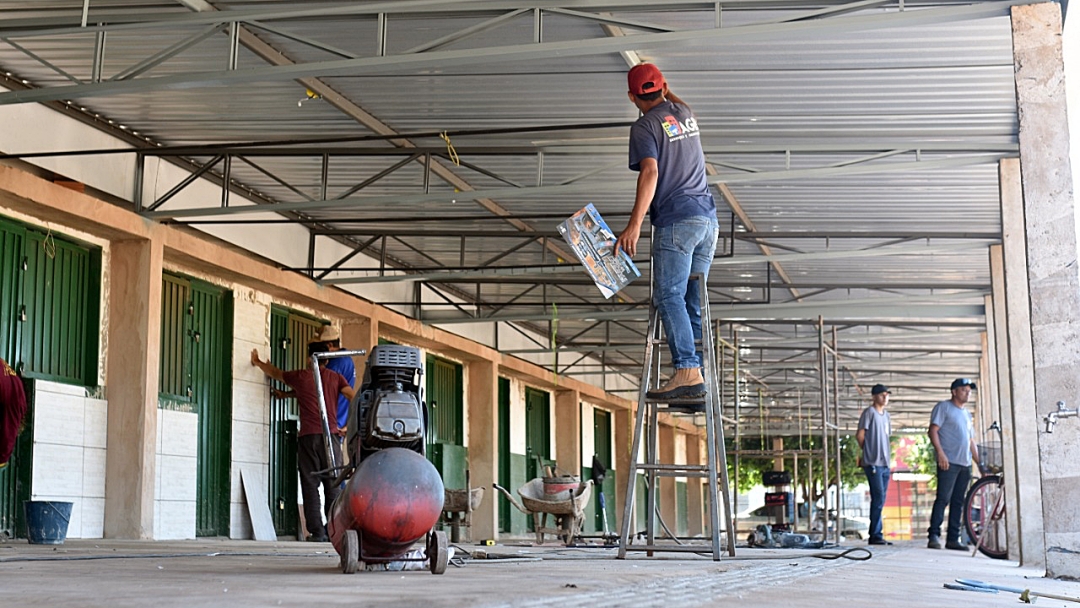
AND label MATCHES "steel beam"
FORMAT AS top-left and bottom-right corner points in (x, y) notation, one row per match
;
(0, 1), (1033, 105)
(143, 154), (1009, 219)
